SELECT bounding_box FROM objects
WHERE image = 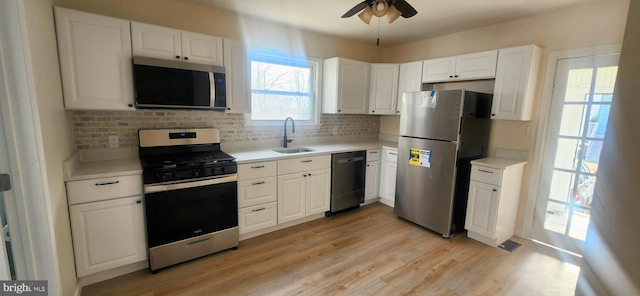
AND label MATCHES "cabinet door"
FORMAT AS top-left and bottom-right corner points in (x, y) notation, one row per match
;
(397, 61), (423, 114)
(223, 39), (251, 113)
(54, 7), (135, 111)
(238, 202), (278, 234)
(337, 59), (370, 114)
(365, 161), (380, 201)
(369, 64), (399, 115)
(422, 56), (456, 83)
(181, 31), (223, 66)
(455, 50), (498, 81)
(278, 173), (306, 223)
(379, 160), (397, 202)
(69, 196), (146, 277)
(465, 181), (500, 239)
(130, 22), (181, 61)
(492, 45), (541, 120)
(306, 168), (331, 216)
